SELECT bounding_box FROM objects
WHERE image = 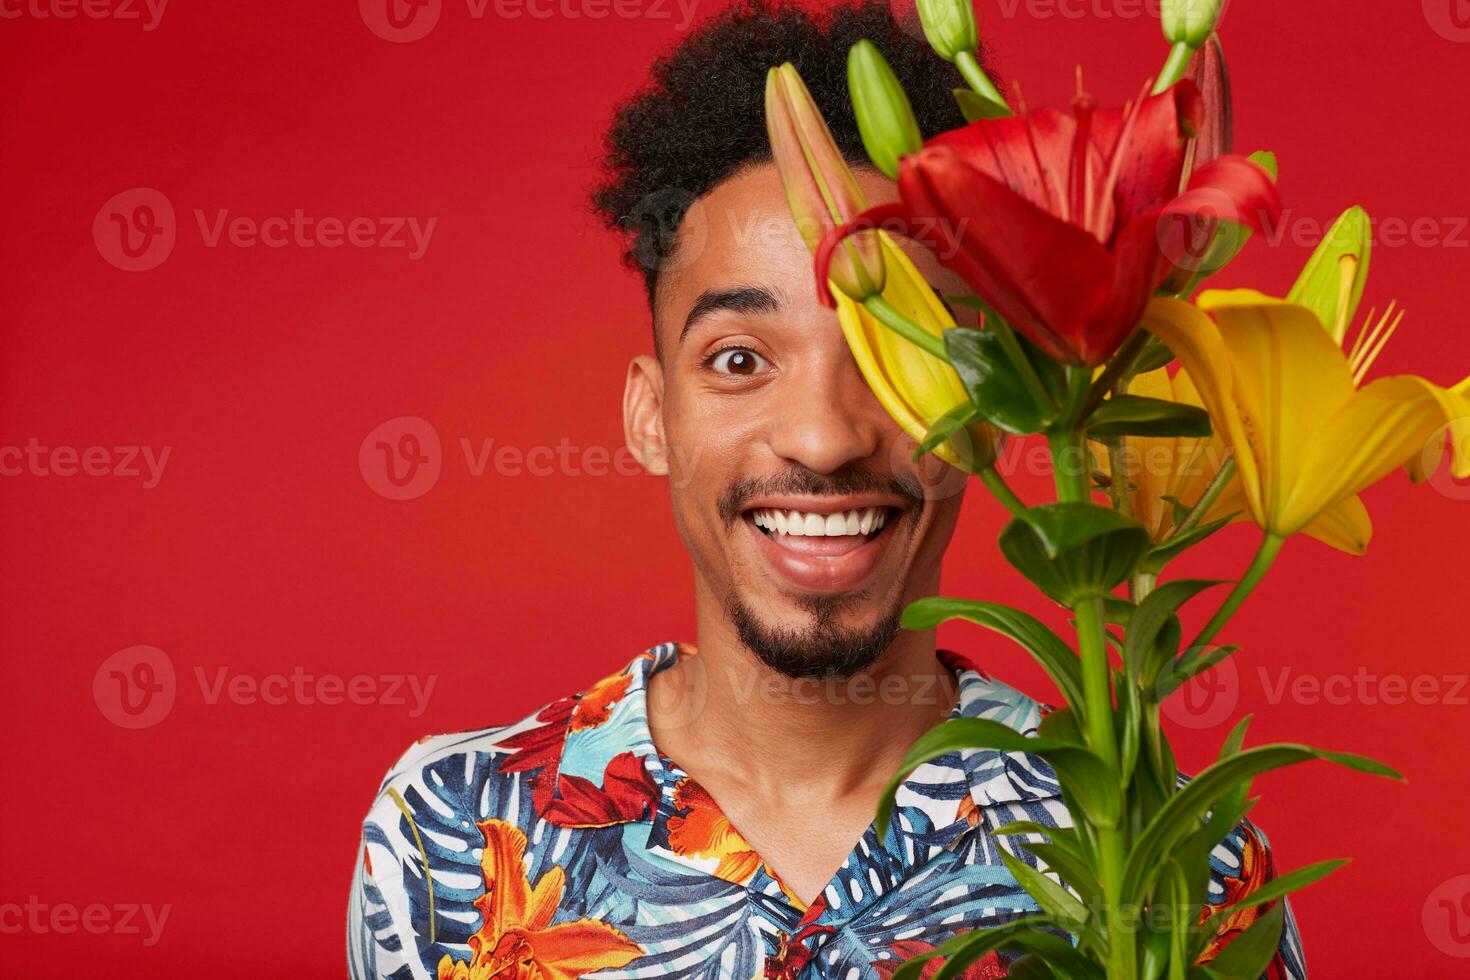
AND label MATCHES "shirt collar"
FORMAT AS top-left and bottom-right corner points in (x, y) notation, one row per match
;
(542, 642), (1060, 835)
